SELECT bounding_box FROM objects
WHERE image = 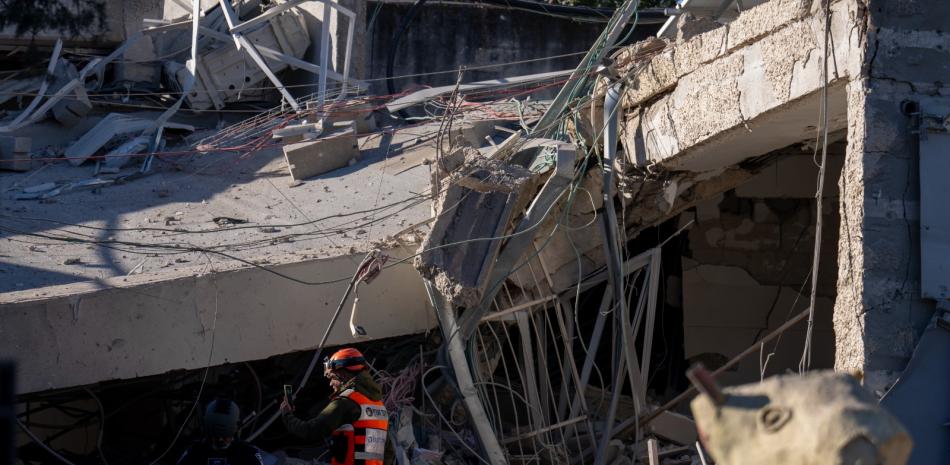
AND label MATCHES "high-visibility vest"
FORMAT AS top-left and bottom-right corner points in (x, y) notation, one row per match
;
(330, 389), (389, 465)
